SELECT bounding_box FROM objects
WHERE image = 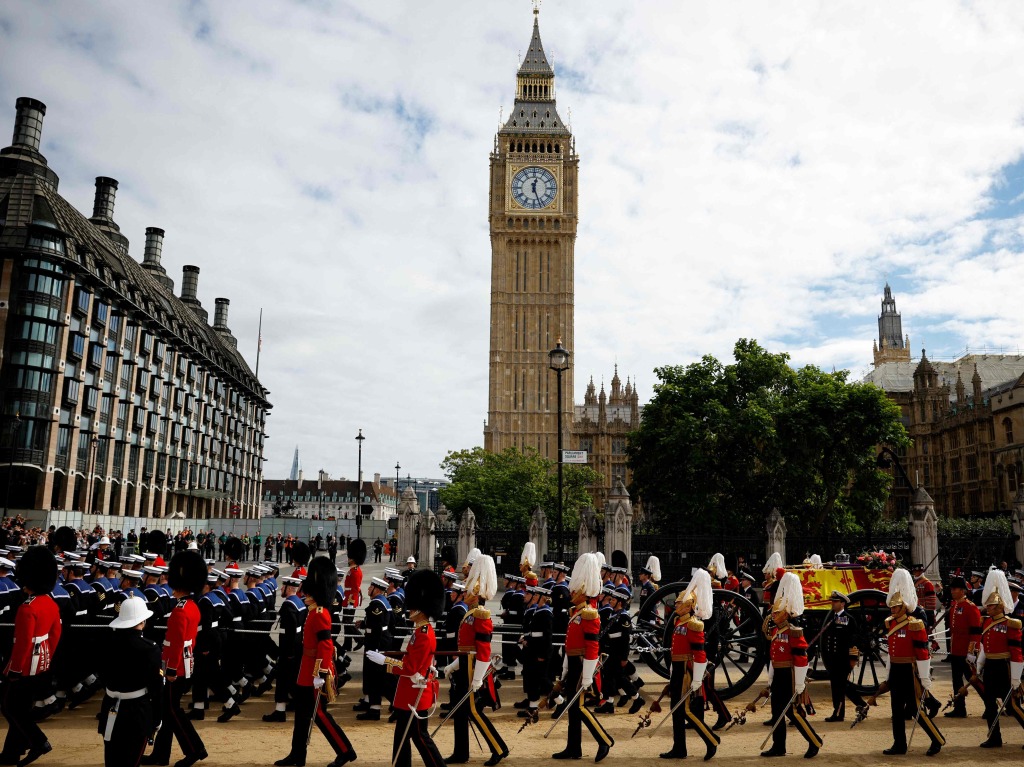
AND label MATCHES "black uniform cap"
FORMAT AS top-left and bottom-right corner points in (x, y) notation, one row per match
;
(948, 576), (967, 589)
(405, 569), (445, 620)
(347, 538), (367, 566)
(17, 546), (58, 595)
